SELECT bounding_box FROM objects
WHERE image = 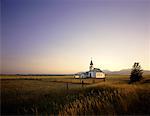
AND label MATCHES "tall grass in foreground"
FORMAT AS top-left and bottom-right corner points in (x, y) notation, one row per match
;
(1, 77), (150, 115)
(59, 85), (150, 115)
